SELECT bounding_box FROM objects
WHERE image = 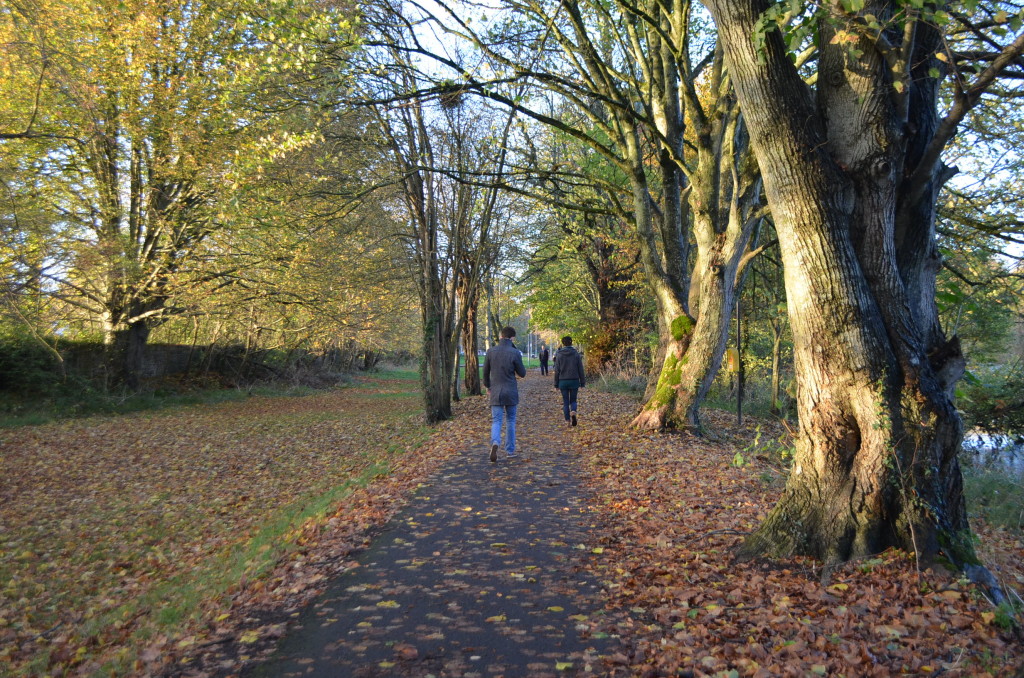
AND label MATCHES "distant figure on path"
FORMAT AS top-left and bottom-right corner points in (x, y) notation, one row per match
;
(553, 335), (585, 427)
(483, 326), (526, 462)
(538, 343), (550, 375)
